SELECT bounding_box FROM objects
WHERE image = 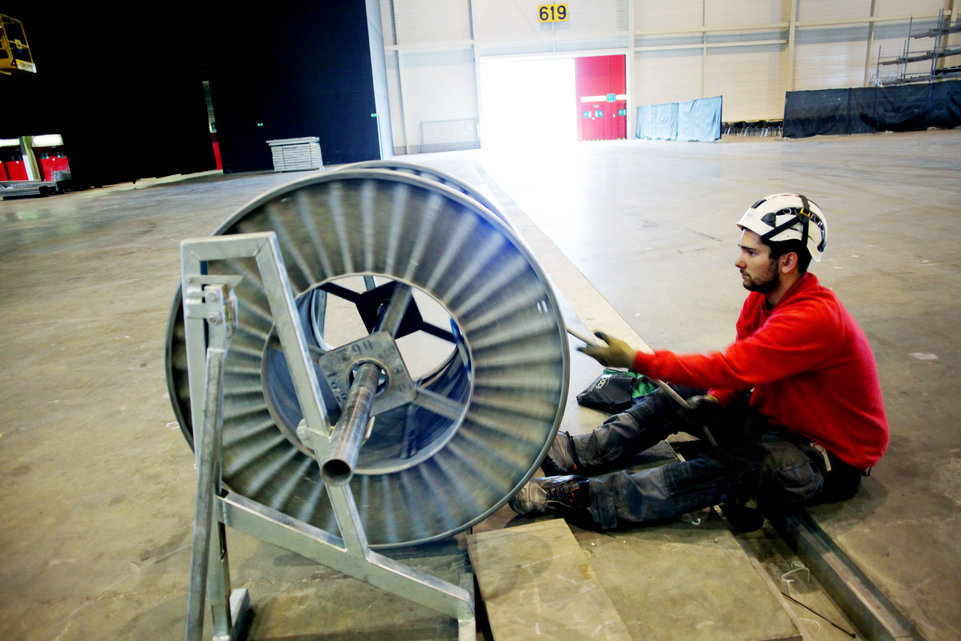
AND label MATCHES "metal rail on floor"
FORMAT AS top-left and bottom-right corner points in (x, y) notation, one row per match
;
(679, 438), (926, 641)
(769, 507), (928, 641)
